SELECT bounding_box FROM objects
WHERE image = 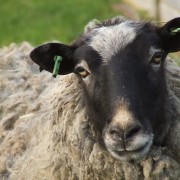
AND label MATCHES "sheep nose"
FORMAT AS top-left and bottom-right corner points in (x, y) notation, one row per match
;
(109, 126), (122, 139)
(109, 124), (141, 141)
